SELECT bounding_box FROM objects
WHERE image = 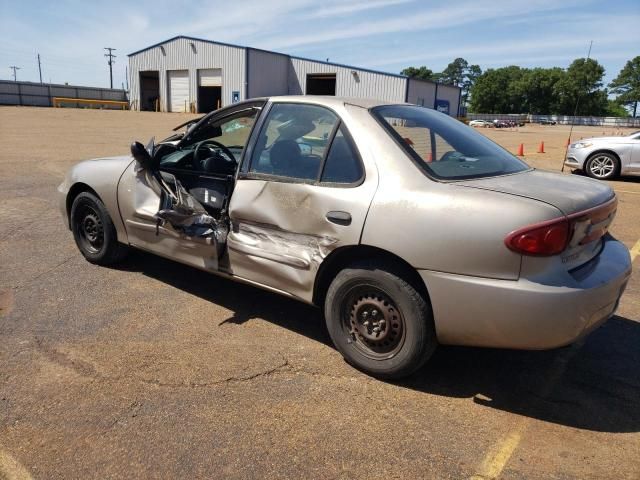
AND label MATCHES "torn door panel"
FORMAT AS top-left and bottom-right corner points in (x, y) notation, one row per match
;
(118, 162), (225, 271)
